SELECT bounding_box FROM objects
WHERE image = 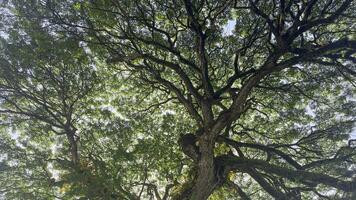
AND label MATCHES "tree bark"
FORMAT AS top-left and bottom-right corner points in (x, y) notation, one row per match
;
(188, 134), (217, 200)
(66, 131), (79, 165)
